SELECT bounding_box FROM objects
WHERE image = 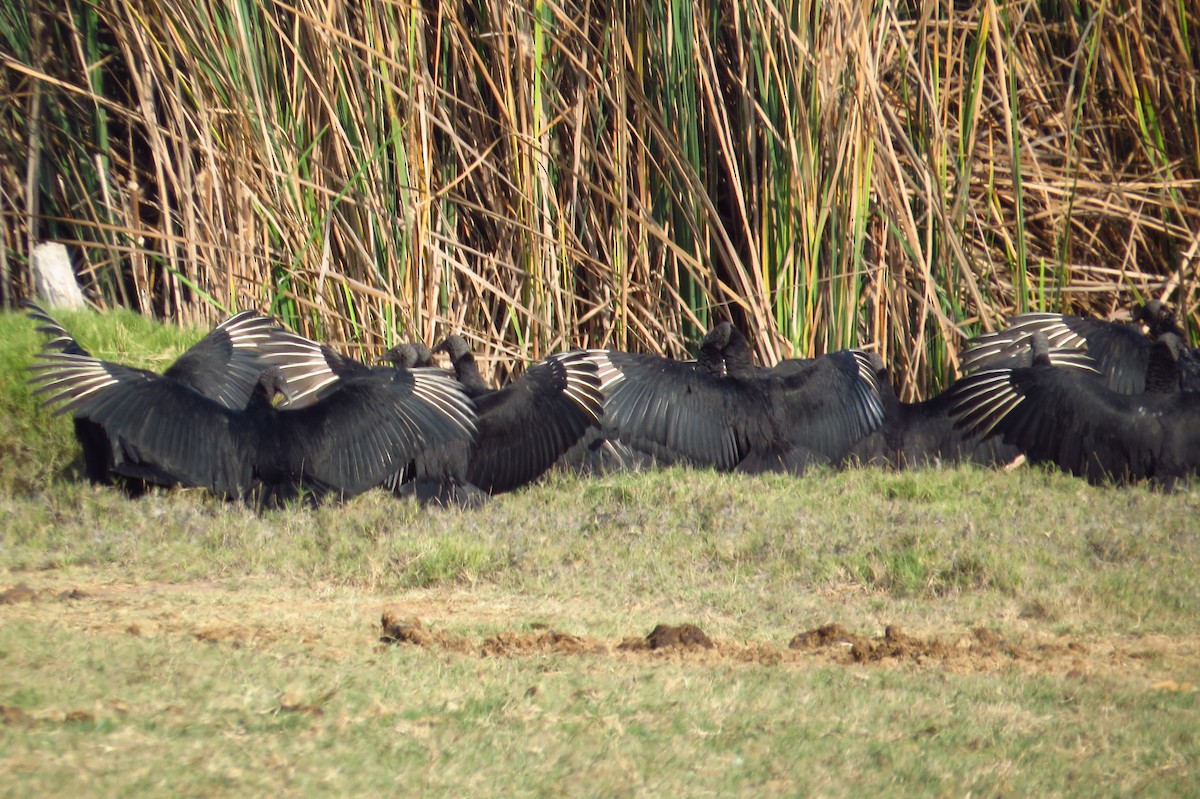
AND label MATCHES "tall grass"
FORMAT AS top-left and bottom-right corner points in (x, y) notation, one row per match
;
(2, 0), (1197, 391)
